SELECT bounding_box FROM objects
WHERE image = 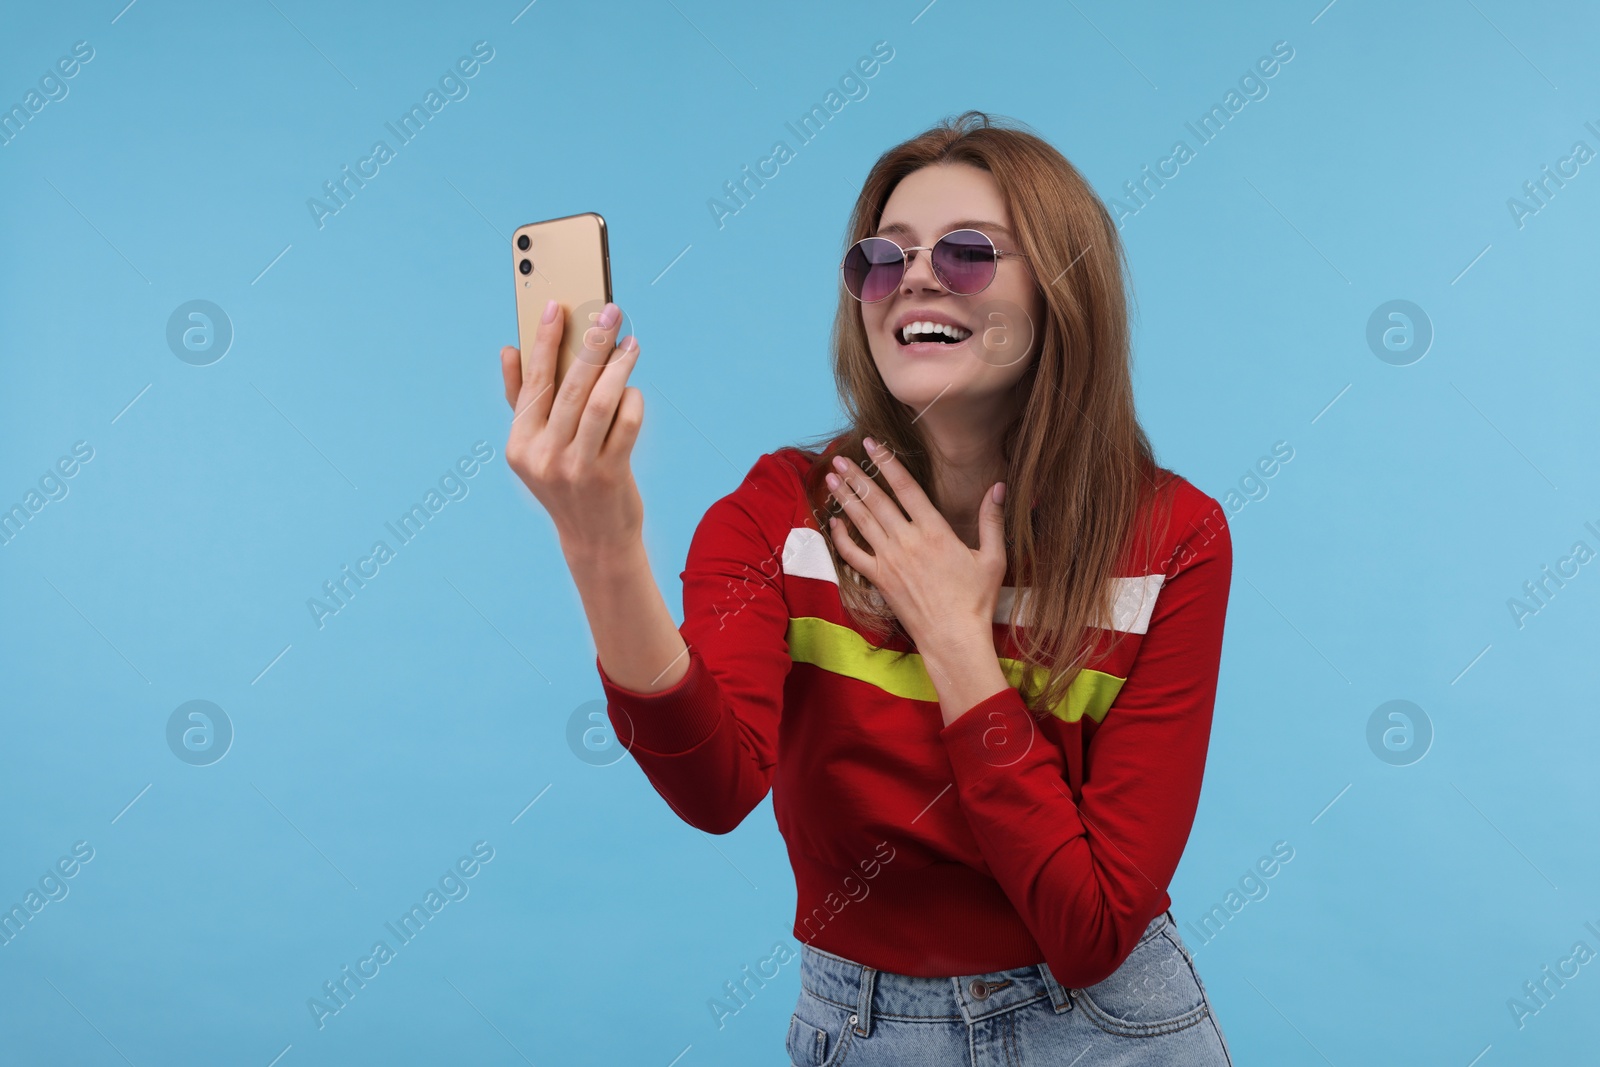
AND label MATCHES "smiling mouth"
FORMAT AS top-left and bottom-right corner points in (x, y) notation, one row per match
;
(896, 321), (972, 347)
